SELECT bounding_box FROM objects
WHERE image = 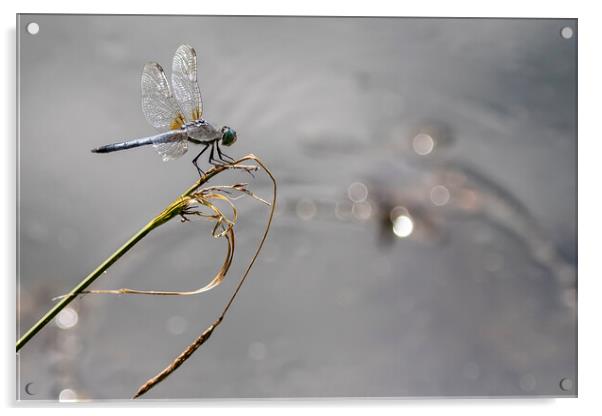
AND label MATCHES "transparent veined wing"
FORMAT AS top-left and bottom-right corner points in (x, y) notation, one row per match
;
(171, 45), (203, 122)
(152, 131), (189, 161)
(141, 62), (186, 132)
